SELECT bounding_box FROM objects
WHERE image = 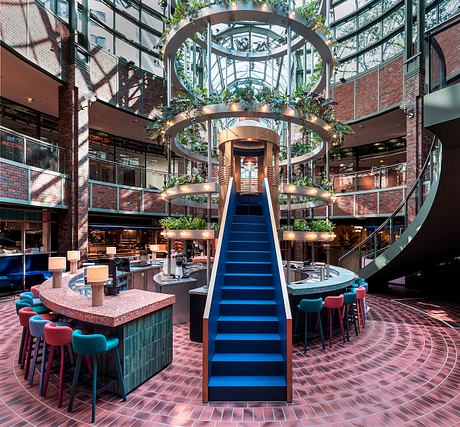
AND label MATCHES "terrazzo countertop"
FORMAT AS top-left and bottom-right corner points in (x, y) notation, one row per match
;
(39, 270), (175, 327)
(287, 264), (356, 296)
